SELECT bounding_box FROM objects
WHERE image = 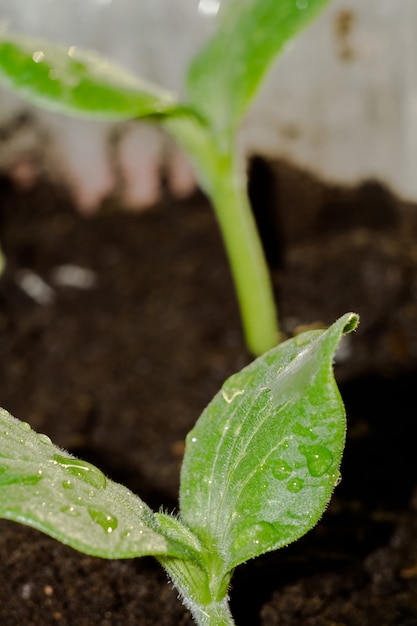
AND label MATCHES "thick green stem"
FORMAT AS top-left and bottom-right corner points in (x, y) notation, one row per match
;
(208, 151), (279, 355)
(164, 116), (279, 356)
(158, 555), (235, 626)
(187, 597), (235, 626)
